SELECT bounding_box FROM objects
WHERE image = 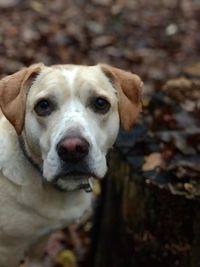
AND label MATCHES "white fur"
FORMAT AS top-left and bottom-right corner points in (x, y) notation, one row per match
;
(0, 64), (120, 267)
